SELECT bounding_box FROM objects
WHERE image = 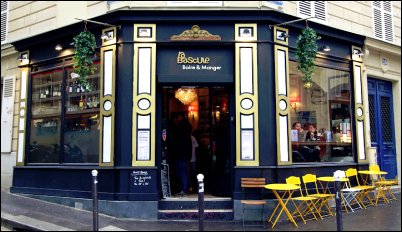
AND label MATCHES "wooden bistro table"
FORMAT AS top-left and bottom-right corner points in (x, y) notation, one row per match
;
(358, 170), (388, 205)
(265, 183), (300, 228)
